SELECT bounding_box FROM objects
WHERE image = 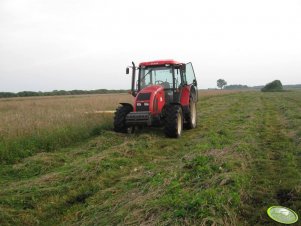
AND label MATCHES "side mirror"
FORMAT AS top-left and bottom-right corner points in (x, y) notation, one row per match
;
(181, 64), (186, 73)
(193, 79), (198, 87)
(126, 68), (130, 74)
